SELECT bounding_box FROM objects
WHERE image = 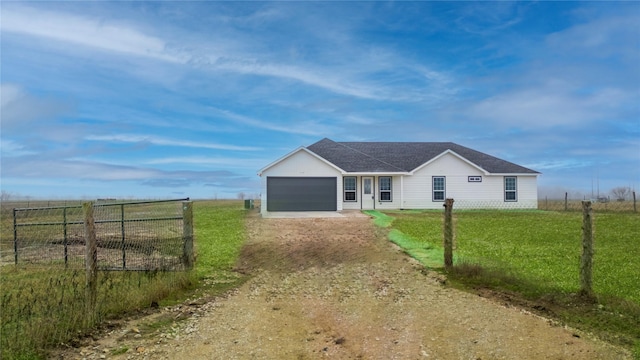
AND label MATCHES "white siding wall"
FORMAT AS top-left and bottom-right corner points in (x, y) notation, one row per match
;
(402, 153), (538, 209)
(260, 150), (343, 215)
(511, 176), (538, 209)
